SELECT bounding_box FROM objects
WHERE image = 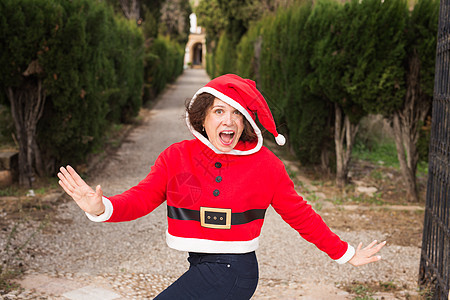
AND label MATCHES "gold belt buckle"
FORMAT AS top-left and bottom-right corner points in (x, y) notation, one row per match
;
(200, 207), (232, 229)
